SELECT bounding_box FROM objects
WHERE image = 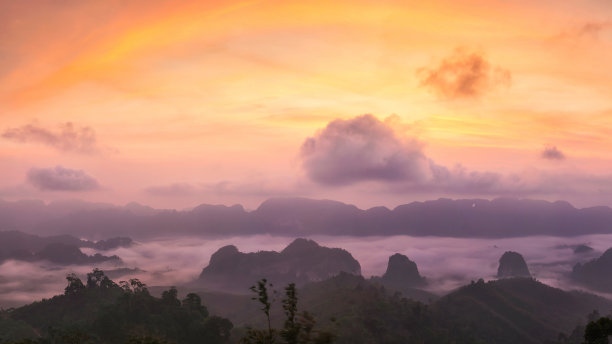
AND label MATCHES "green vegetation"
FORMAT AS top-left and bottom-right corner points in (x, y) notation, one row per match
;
(2, 271), (612, 343)
(0, 269), (232, 344)
(240, 279), (333, 344)
(583, 316), (612, 344)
